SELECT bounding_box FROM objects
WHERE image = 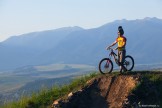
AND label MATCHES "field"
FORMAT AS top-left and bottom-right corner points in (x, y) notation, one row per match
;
(0, 63), (96, 104)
